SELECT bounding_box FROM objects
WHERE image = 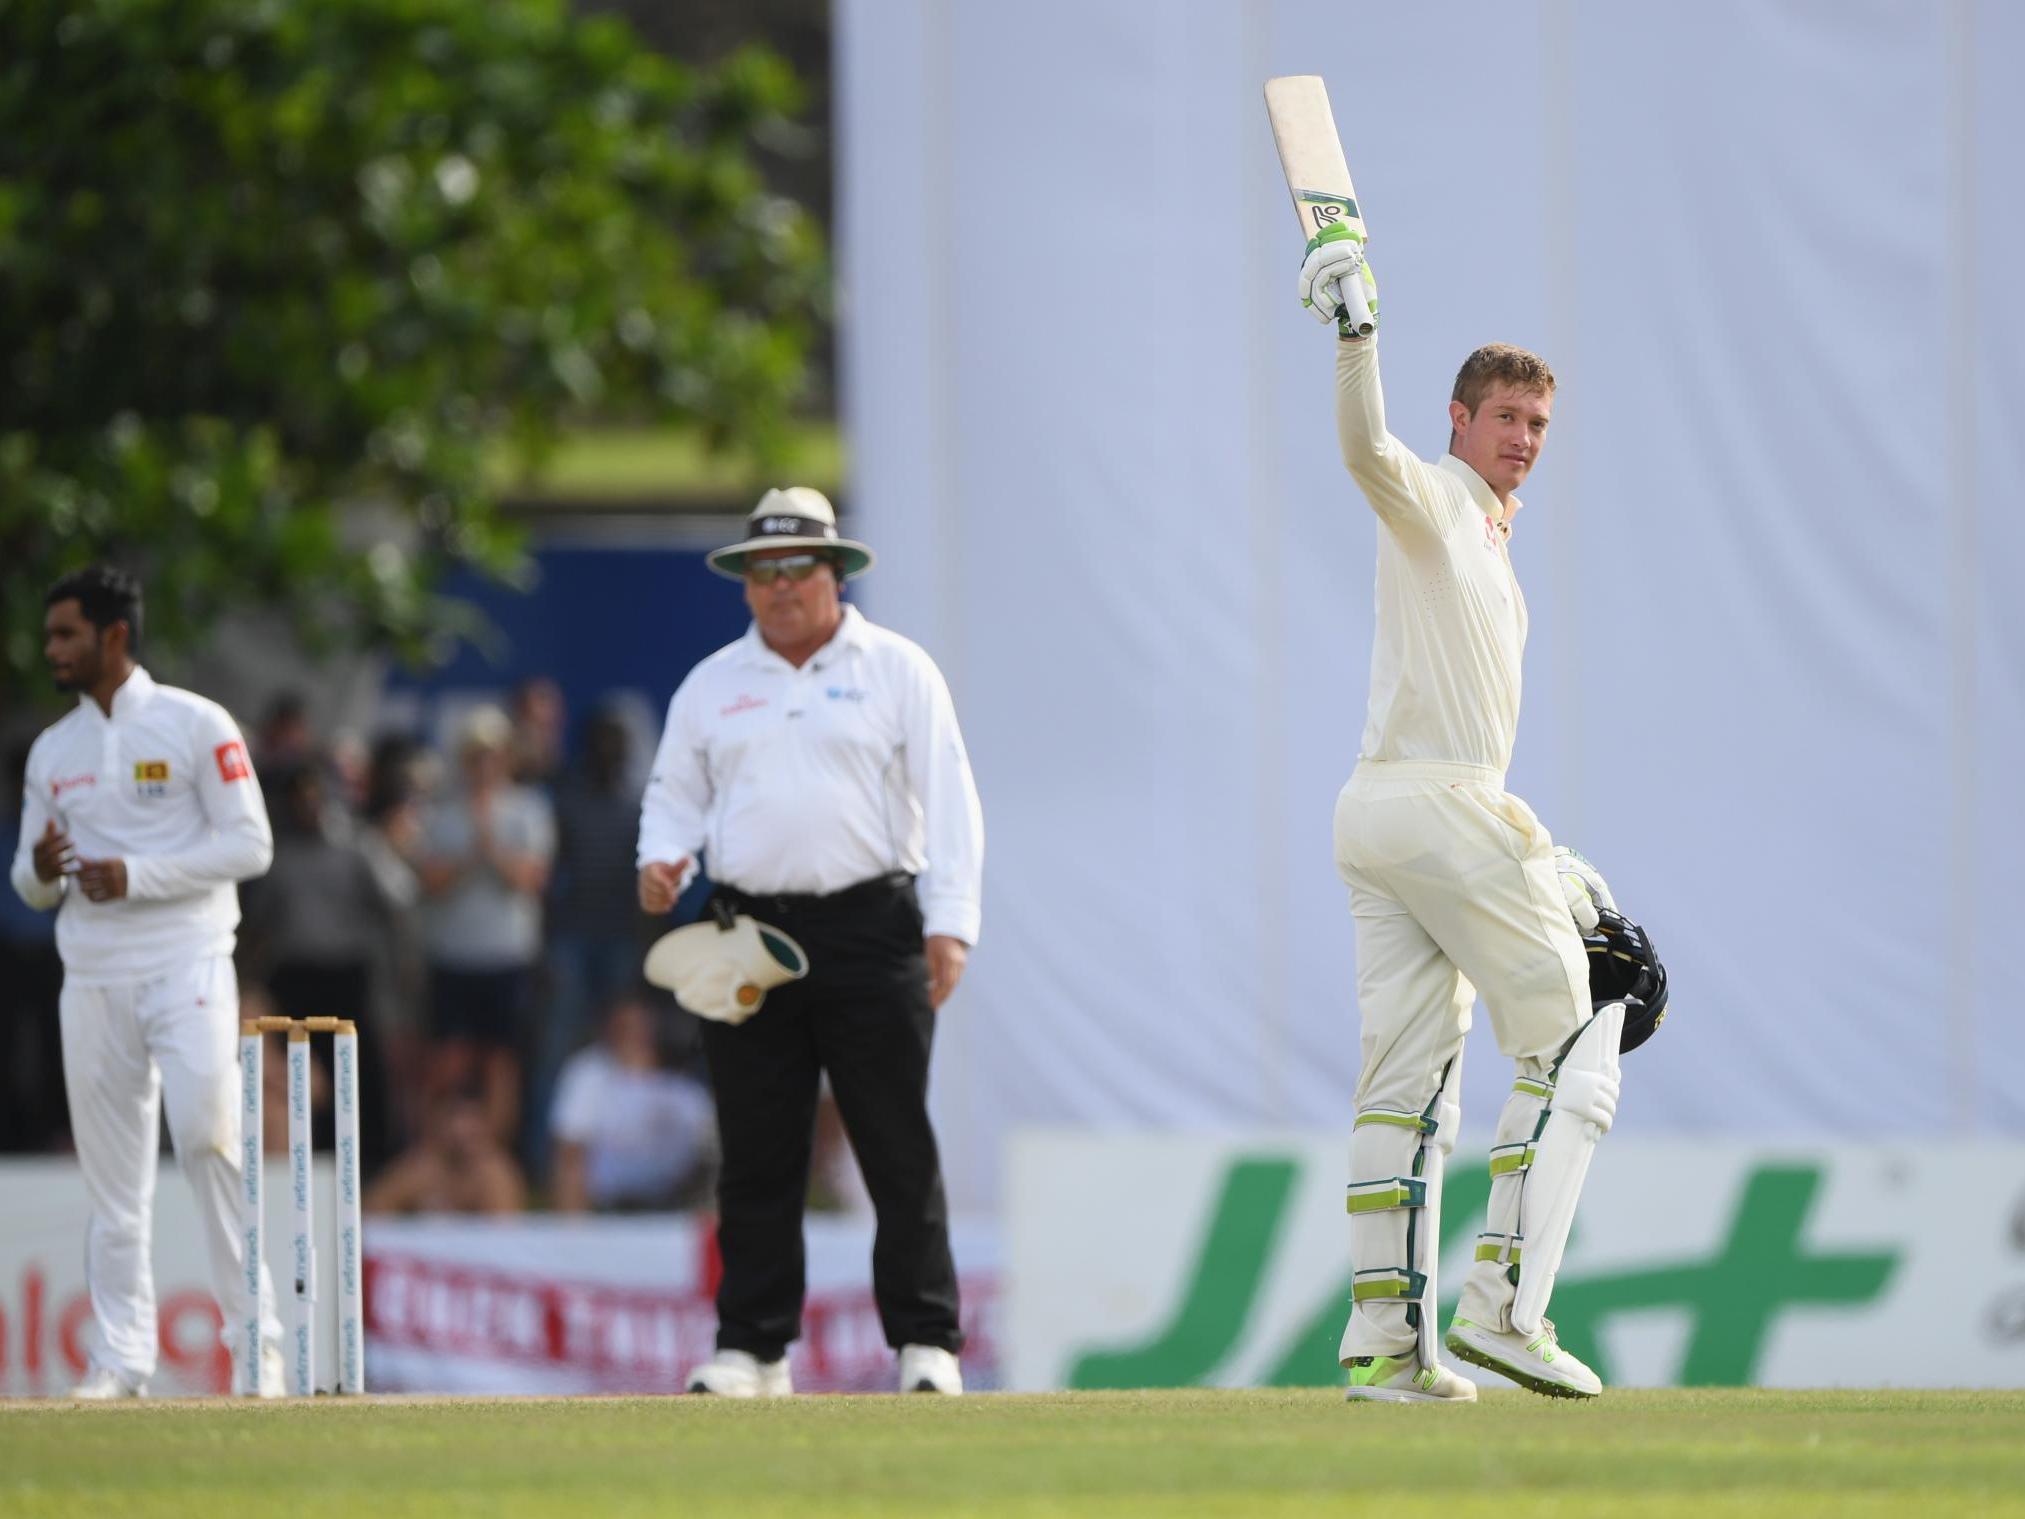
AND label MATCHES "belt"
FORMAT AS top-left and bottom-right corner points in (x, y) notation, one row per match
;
(718, 871), (915, 917)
